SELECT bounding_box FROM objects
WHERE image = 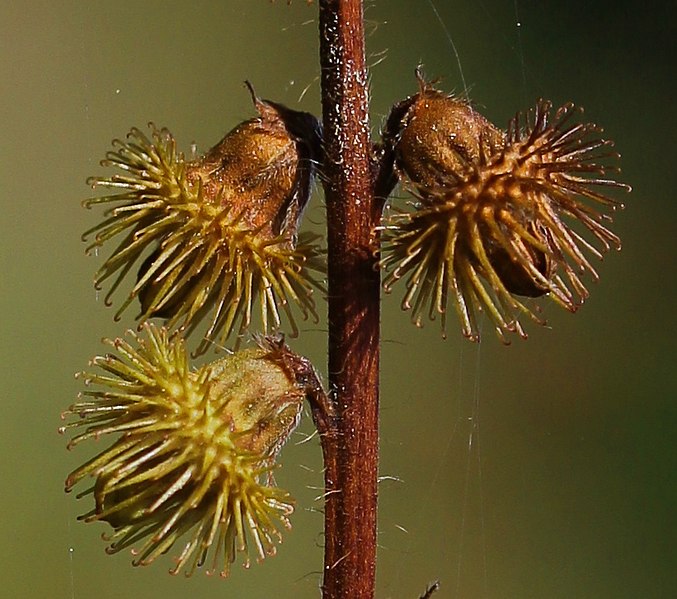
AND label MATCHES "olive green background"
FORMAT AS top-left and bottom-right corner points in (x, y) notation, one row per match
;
(1, 1), (674, 598)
